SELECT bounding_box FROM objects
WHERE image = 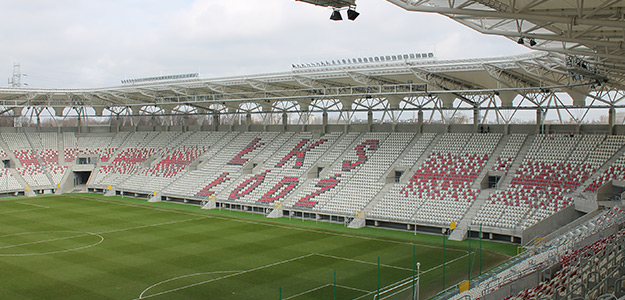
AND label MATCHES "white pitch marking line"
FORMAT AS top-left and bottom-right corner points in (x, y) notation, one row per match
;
(351, 252), (473, 300)
(337, 284), (371, 293)
(313, 253), (413, 272)
(283, 284), (331, 300)
(135, 253), (316, 300)
(17, 202), (50, 209)
(0, 232), (93, 250)
(0, 201), (50, 214)
(0, 217), (203, 250)
(133, 249), (473, 299)
(97, 217), (206, 235)
(75, 196), (466, 253)
(0, 217), (204, 256)
(283, 282), (372, 300)
(139, 271), (240, 299)
(0, 231), (105, 257)
(0, 208), (44, 214)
